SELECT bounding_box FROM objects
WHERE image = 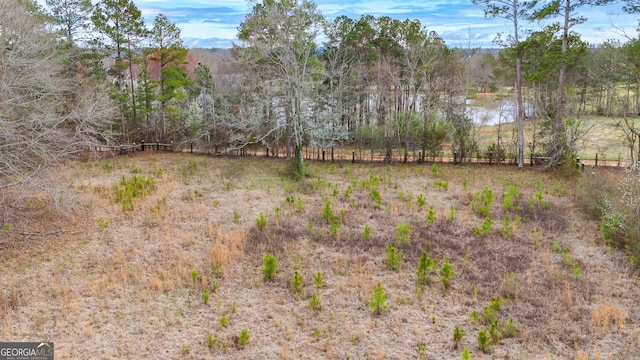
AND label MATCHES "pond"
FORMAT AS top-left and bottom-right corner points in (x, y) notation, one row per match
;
(467, 99), (535, 126)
